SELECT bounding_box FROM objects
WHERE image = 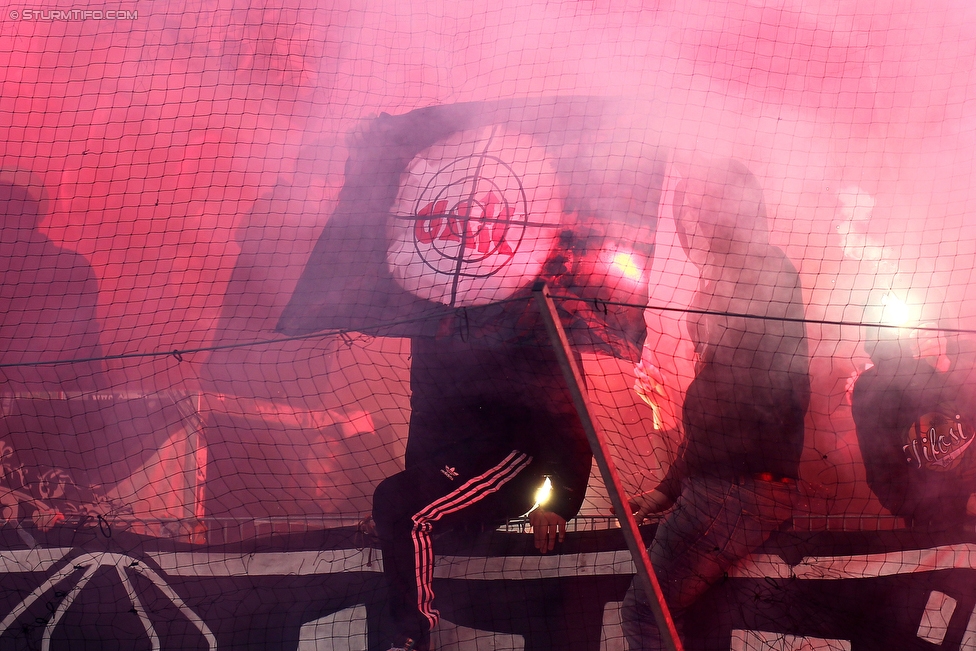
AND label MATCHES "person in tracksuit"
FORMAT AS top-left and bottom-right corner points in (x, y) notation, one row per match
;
(370, 331), (592, 651)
